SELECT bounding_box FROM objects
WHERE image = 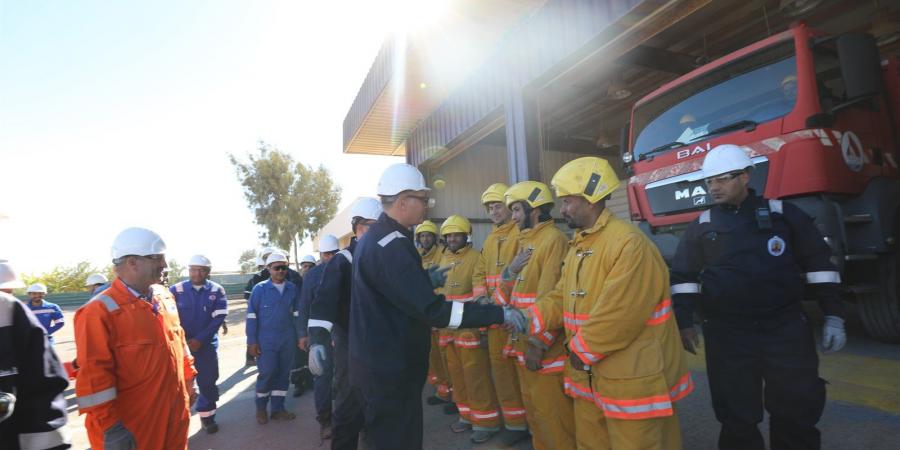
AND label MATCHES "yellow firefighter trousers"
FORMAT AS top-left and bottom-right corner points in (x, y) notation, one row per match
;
(428, 330), (451, 400)
(488, 327), (527, 430)
(574, 399), (683, 450)
(445, 330), (501, 431)
(515, 361), (576, 449)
